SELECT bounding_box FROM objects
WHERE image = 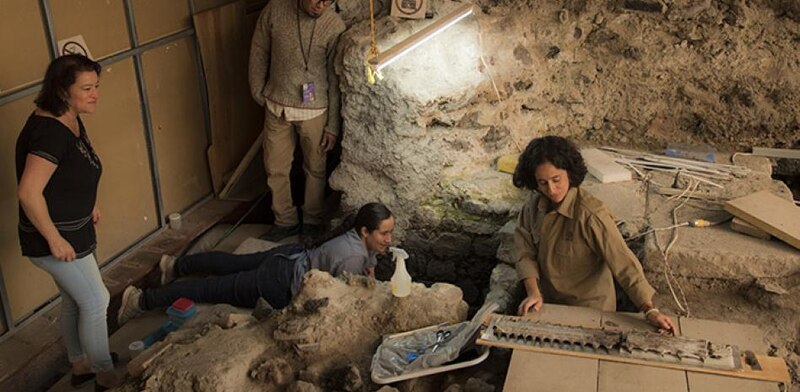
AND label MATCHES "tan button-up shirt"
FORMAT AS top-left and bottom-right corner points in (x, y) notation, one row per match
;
(514, 187), (655, 311)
